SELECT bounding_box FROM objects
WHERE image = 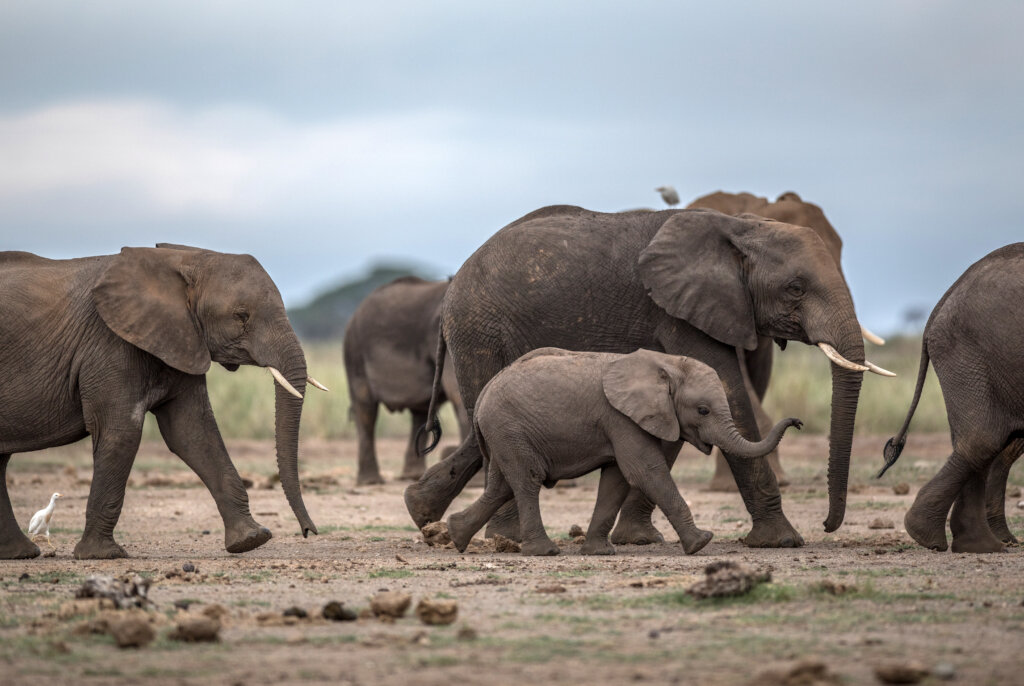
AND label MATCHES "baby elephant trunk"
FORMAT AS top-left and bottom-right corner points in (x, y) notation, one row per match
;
(702, 415), (803, 459)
